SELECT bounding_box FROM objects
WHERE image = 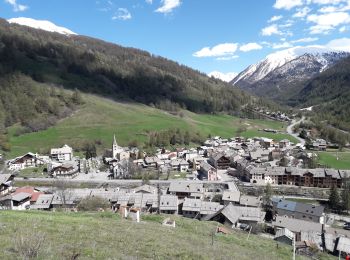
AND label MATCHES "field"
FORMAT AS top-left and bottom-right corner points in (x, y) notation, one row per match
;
(6, 94), (297, 158)
(318, 151), (350, 170)
(0, 210), (323, 260)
